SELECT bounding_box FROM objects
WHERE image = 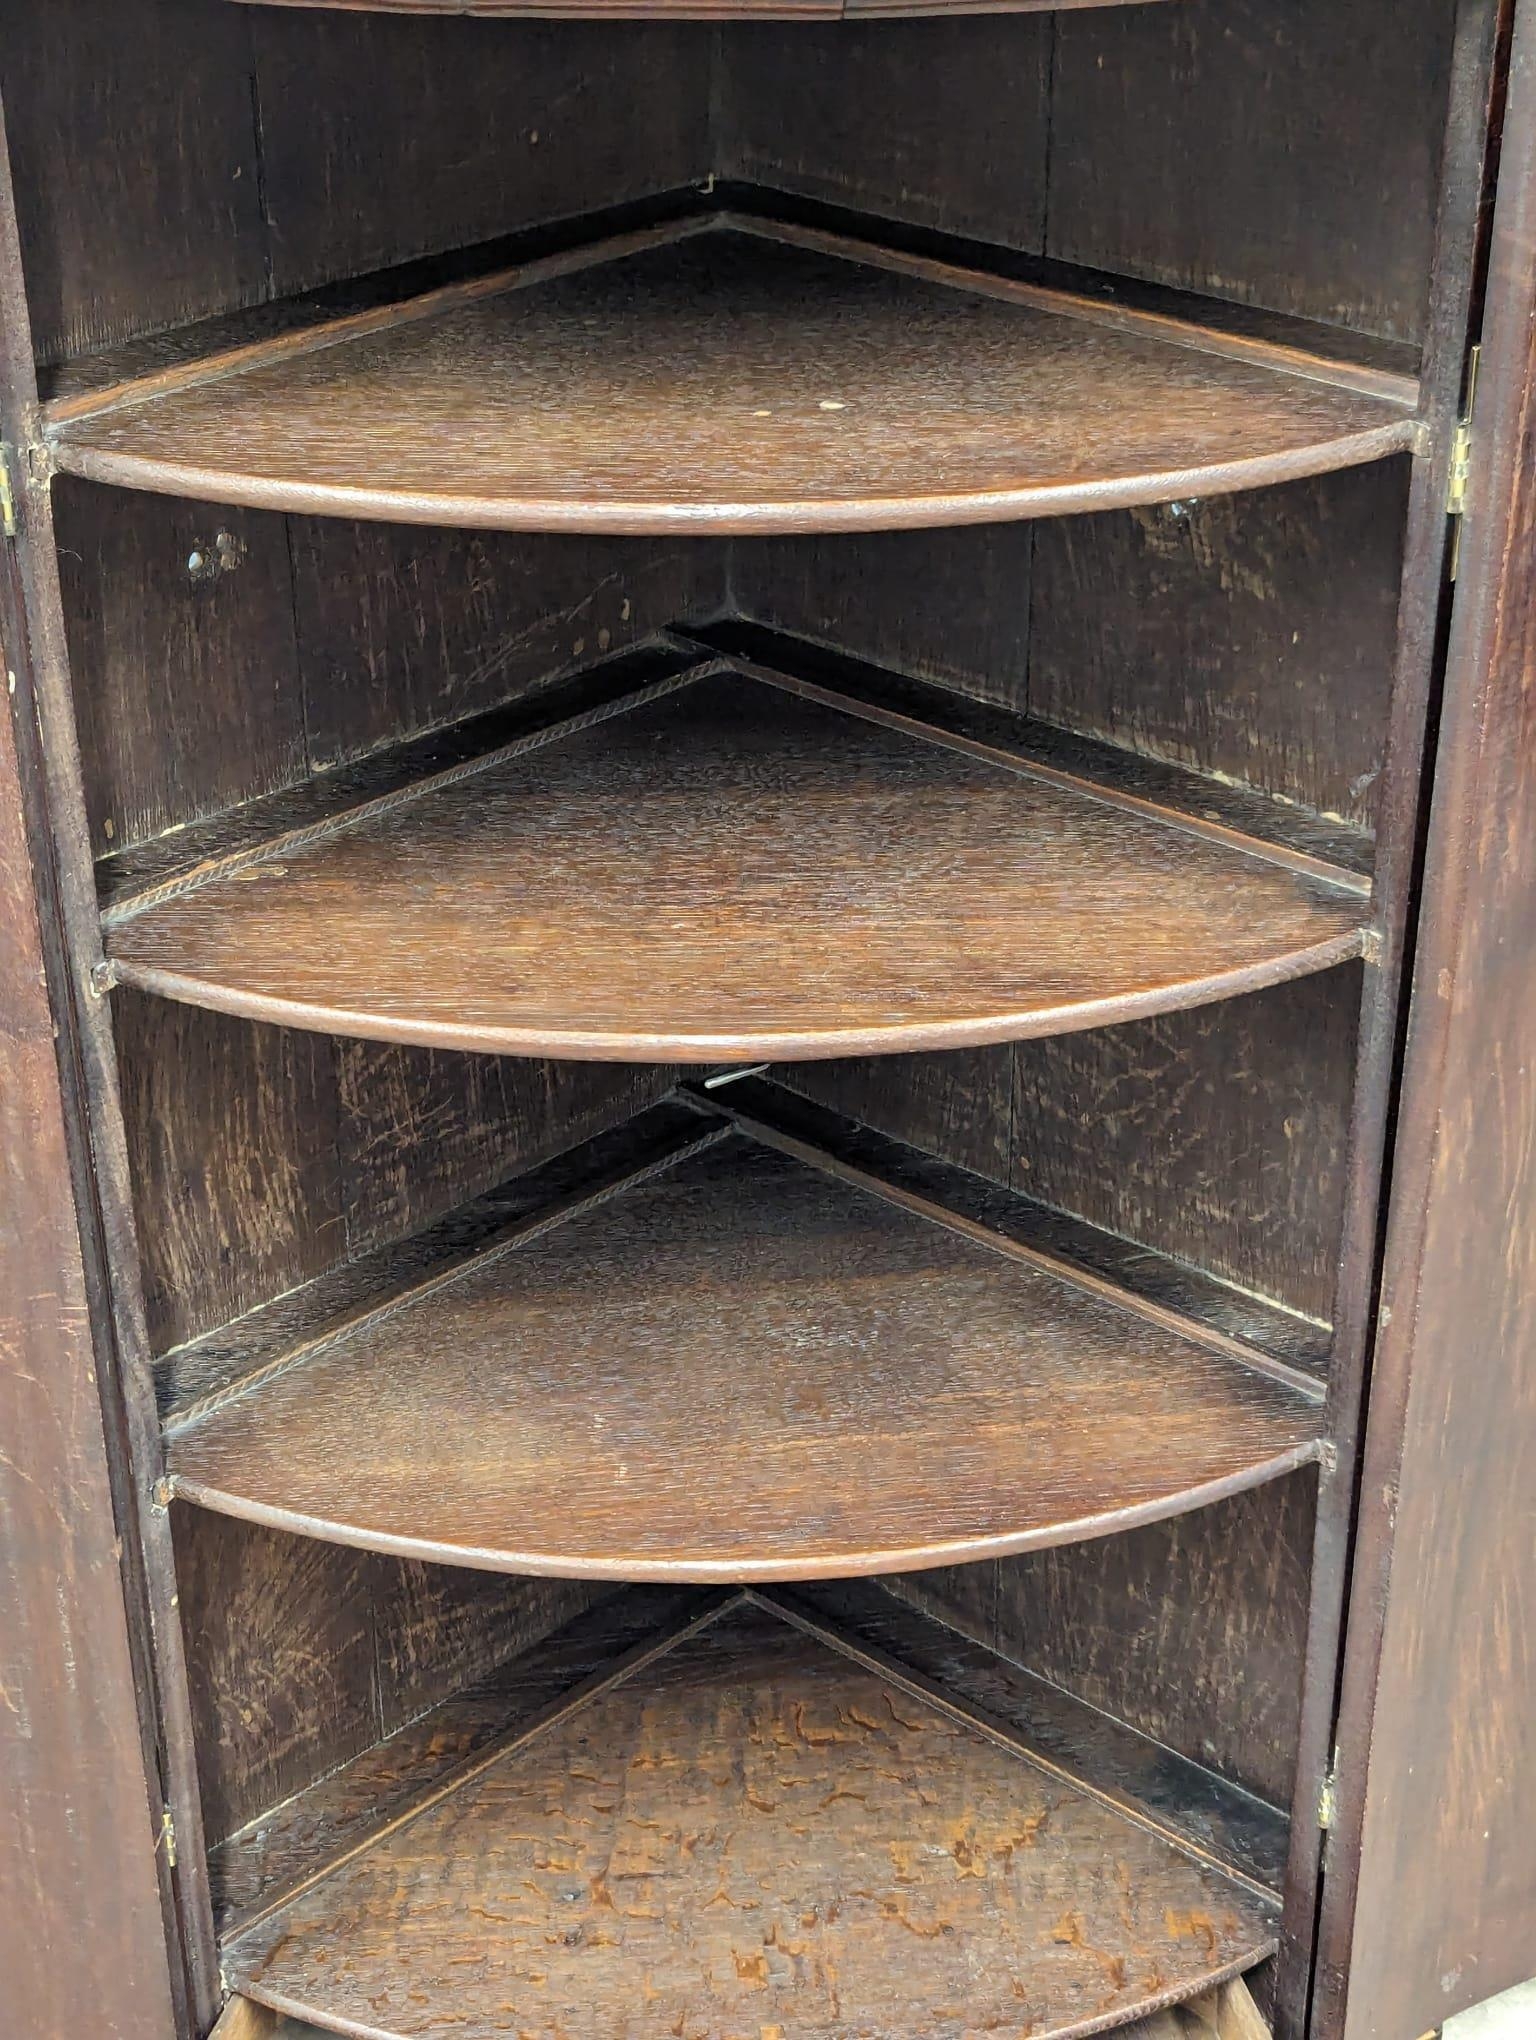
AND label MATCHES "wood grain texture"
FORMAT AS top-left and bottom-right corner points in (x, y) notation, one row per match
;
(209, 1588), (686, 1933)
(780, 1045), (1017, 1183)
(287, 518), (713, 769)
(716, 18), (1050, 245)
(882, 1477), (1316, 1813)
(209, 1578), (1286, 1940)
(787, 1580), (1291, 1895)
(209, 1997), (1261, 2040)
(1011, 971), (1359, 1324)
(46, 222), (1416, 534)
(990, 1476), (1317, 1810)
(0, 0), (268, 363)
(55, 480), (306, 858)
(113, 996), (343, 1355)
(690, 621), (1375, 879)
(165, 1131), (1321, 1579)
(103, 664), (1367, 1062)
(334, 1042), (679, 1256)
(155, 1101), (707, 1422)
(730, 523), (1034, 707)
(226, 1599), (1276, 2039)
(247, 10), (710, 296)
(1321, 12), (1536, 2031)
(769, 967), (1358, 1327)
(1028, 464), (1410, 832)
(174, 1506), (607, 1847)
(1046, 0), (1457, 344)
(0, 562), (180, 2037)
